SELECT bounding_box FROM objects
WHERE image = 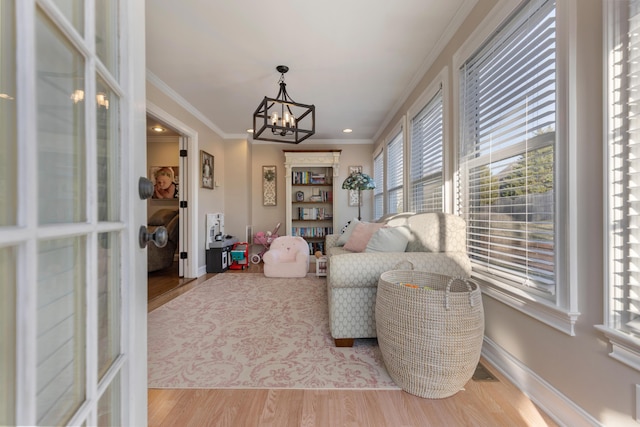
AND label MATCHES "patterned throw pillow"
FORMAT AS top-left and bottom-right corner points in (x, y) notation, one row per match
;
(336, 218), (360, 246)
(343, 222), (386, 252)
